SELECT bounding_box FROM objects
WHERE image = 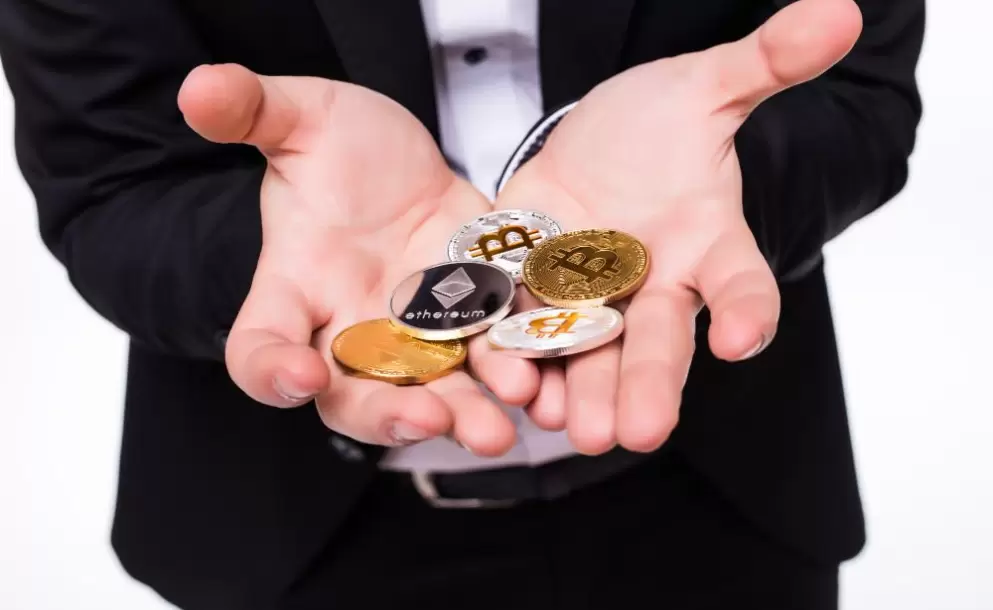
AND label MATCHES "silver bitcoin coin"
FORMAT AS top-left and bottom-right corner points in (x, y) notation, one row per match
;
(389, 261), (516, 341)
(447, 210), (563, 282)
(486, 306), (625, 358)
